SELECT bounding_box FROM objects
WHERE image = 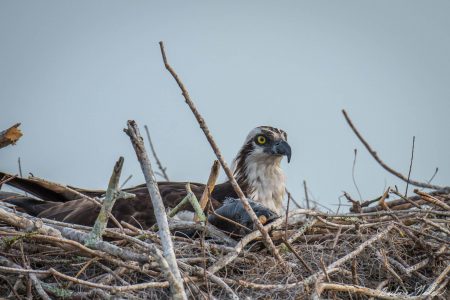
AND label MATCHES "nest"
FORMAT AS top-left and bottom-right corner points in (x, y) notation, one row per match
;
(0, 189), (449, 299)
